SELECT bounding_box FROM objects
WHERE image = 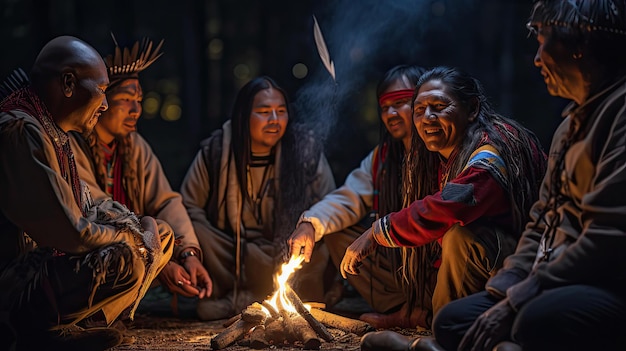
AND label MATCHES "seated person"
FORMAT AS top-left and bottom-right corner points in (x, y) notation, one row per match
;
(341, 66), (547, 330)
(70, 37), (211, 316)
(180, 76), (336, 320)
(0, 36), (172, 351)
(288, 65), (435, 328)
(363, 2), (626, 350)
